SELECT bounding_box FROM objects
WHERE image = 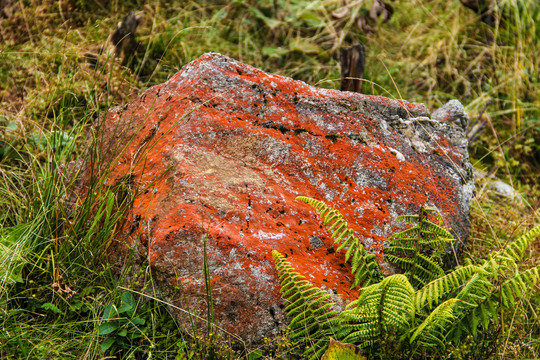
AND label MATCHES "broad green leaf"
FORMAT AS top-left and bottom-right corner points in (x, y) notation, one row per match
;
(261, 46), (288, 59)
(98, 321), (119, 335)
(120, 291), (136, 317)
(127, 327), (146, 339)
(299, 12), (324, 27)
(28, 133), (46, 151)
(249, 7), (281, 29)
(247, 350), (263, 360)
(121, 291), (135, 308)
(100, 337), (115, 352)
(0, 240), (25, 285)
(117, 304), (132, 315)
(131, 317), (145, 326)
(5, 121), (18, 132)
(103, 303), (117, 319)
